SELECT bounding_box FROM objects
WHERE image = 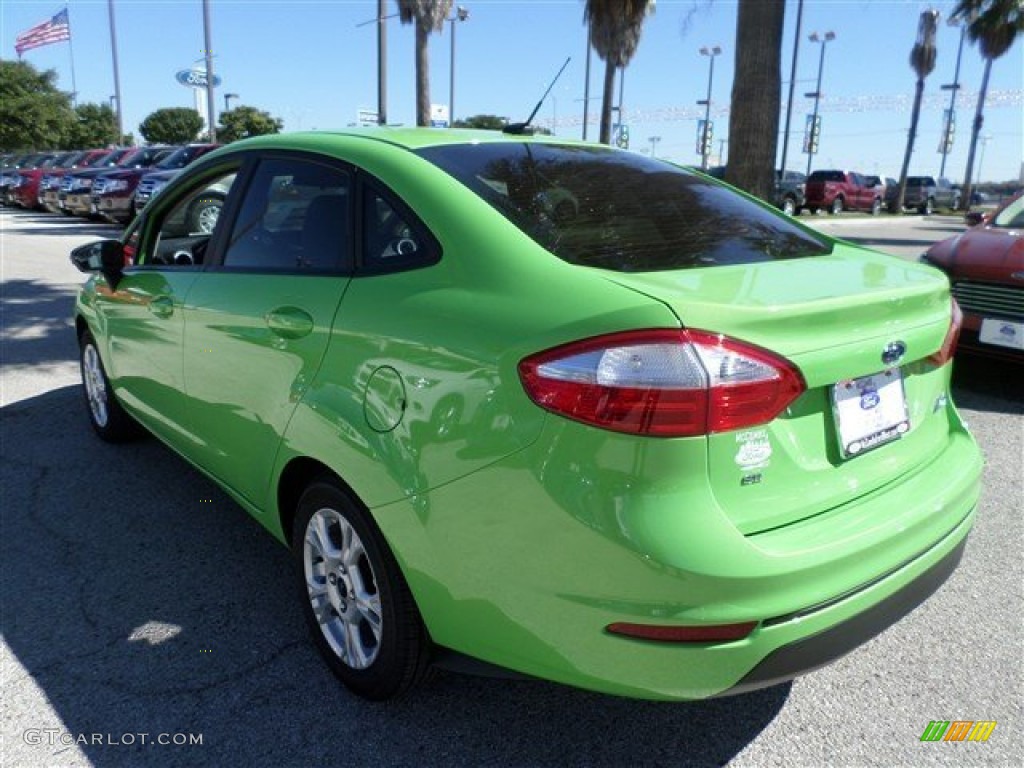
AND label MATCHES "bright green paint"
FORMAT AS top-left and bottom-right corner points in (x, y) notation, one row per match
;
(74, 129), (982, 699)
